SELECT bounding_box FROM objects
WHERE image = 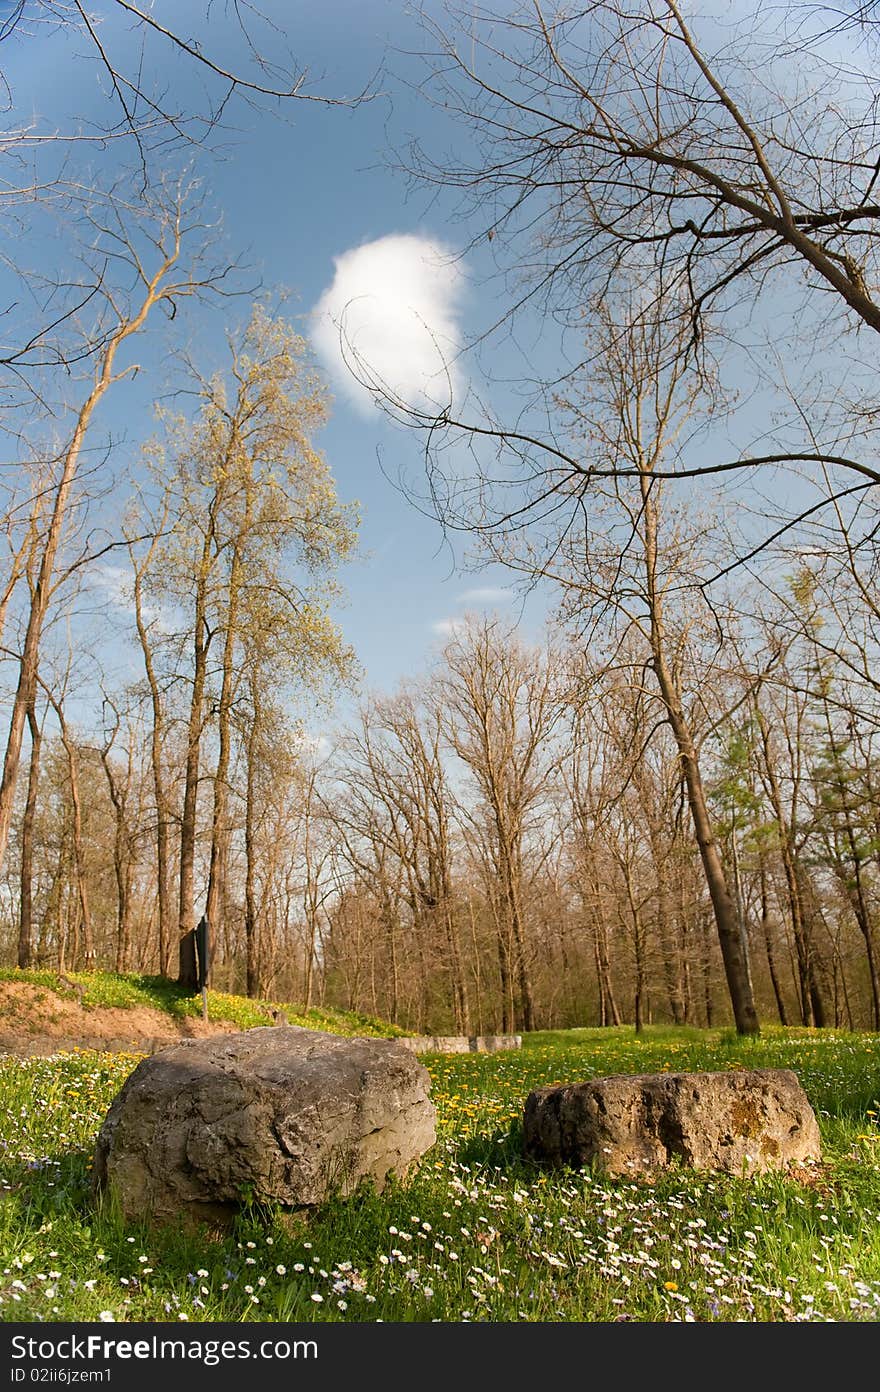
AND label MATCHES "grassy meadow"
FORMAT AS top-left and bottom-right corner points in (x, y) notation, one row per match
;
(2, 1023), (880, 1323)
